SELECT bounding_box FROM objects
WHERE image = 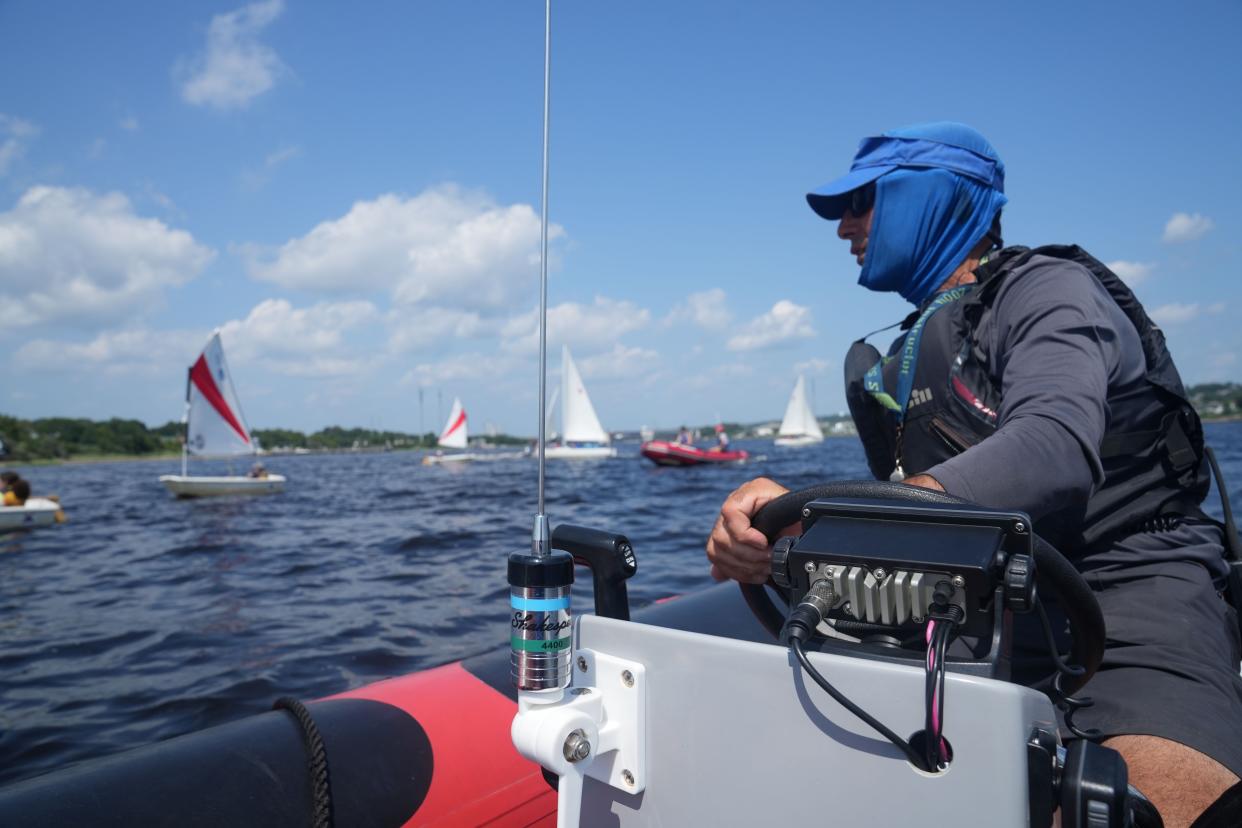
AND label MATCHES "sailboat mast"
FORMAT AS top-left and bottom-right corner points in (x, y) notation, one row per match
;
(181, 366), (191, 477)
(532, 0), (552, 558)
